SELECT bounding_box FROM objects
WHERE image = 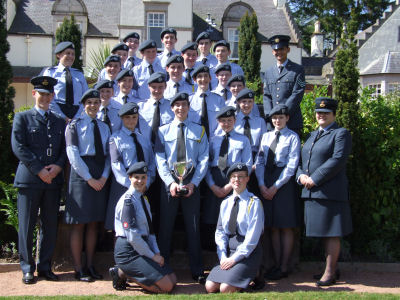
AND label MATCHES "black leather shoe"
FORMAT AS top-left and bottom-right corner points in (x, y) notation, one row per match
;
(265, 268), (288, 280)
(316, 277), (336, 287)
(74, 269), (94, 282)
(313, 269), (340, 280)
(192, 274), (206, 285)
(38, 270), (59, 281)
(88, 266), (103, 280)
(109, 266), (127, 291)
(22, 272), (35, 284)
